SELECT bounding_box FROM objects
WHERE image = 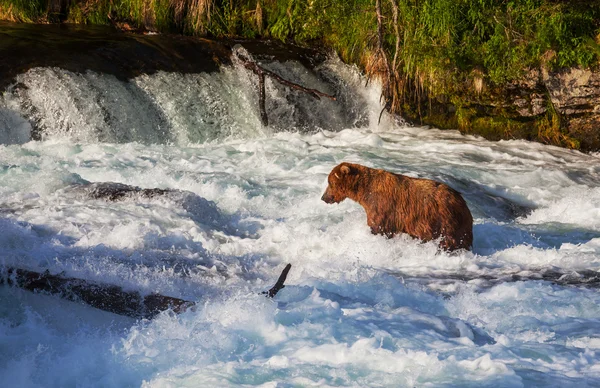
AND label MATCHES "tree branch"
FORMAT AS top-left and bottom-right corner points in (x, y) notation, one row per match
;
(262, 263), (292, 298)
(234, 49), (336, 126)
(258, 71), (268, 126)
(239, 56), (336, 101)
(375, 0), (393, 116)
